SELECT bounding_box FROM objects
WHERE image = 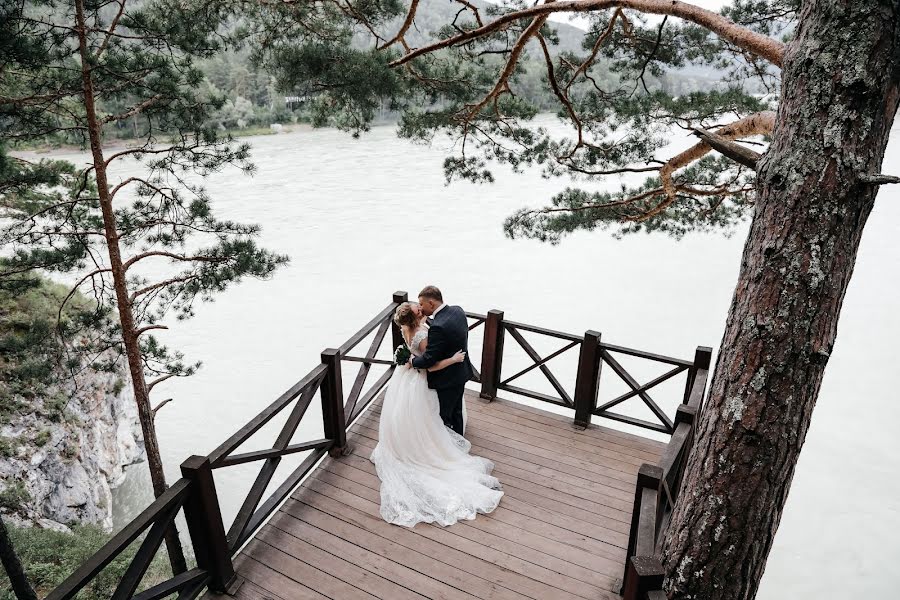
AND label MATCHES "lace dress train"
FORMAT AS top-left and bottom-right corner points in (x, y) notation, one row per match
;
(370, 331), (503, 527)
